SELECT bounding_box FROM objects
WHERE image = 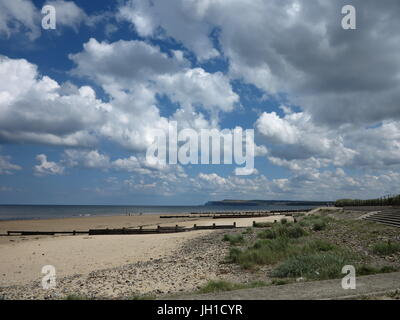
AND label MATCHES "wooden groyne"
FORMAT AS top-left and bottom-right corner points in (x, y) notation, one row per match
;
(159, 209), (310, 219)
(89, 223), (237, 235)
(5, 222), (238, 236)
(7, 230), (88, 236)
(89, 225), (186, 235)
(160, 215), (192, 219)
(193, 222), (236, 230)
(189, 209), (312, 217)
(211, 212), (292, 219)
